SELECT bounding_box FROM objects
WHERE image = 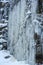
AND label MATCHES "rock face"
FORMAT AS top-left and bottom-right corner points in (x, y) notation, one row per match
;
(8, 0), (43, 64)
